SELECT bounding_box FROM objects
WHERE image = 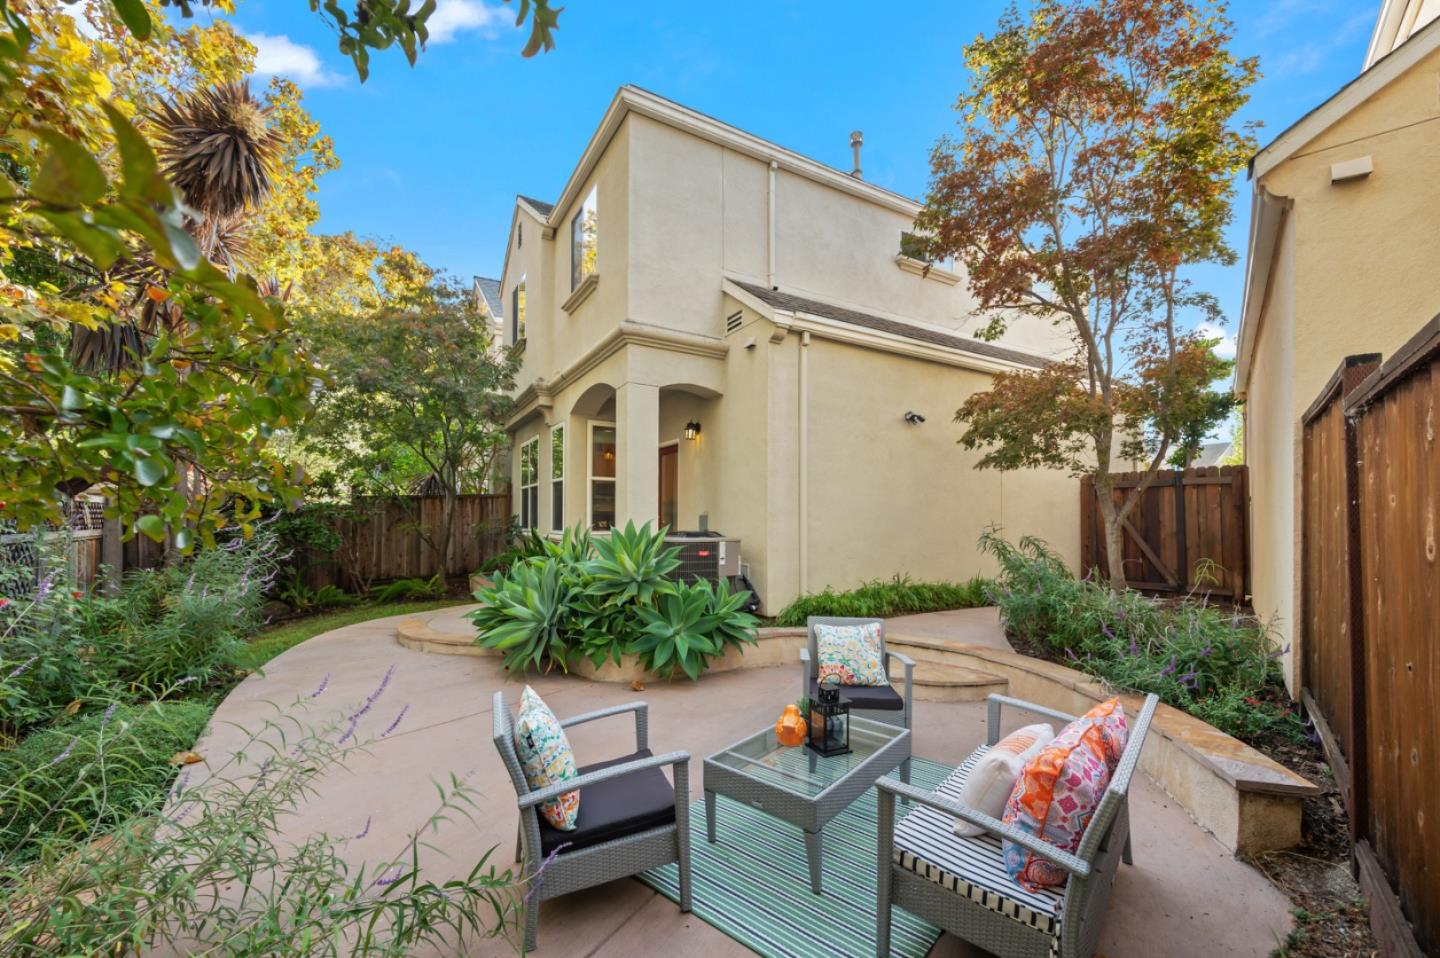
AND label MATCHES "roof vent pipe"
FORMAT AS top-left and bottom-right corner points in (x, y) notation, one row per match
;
(849, 130), (863, 179)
